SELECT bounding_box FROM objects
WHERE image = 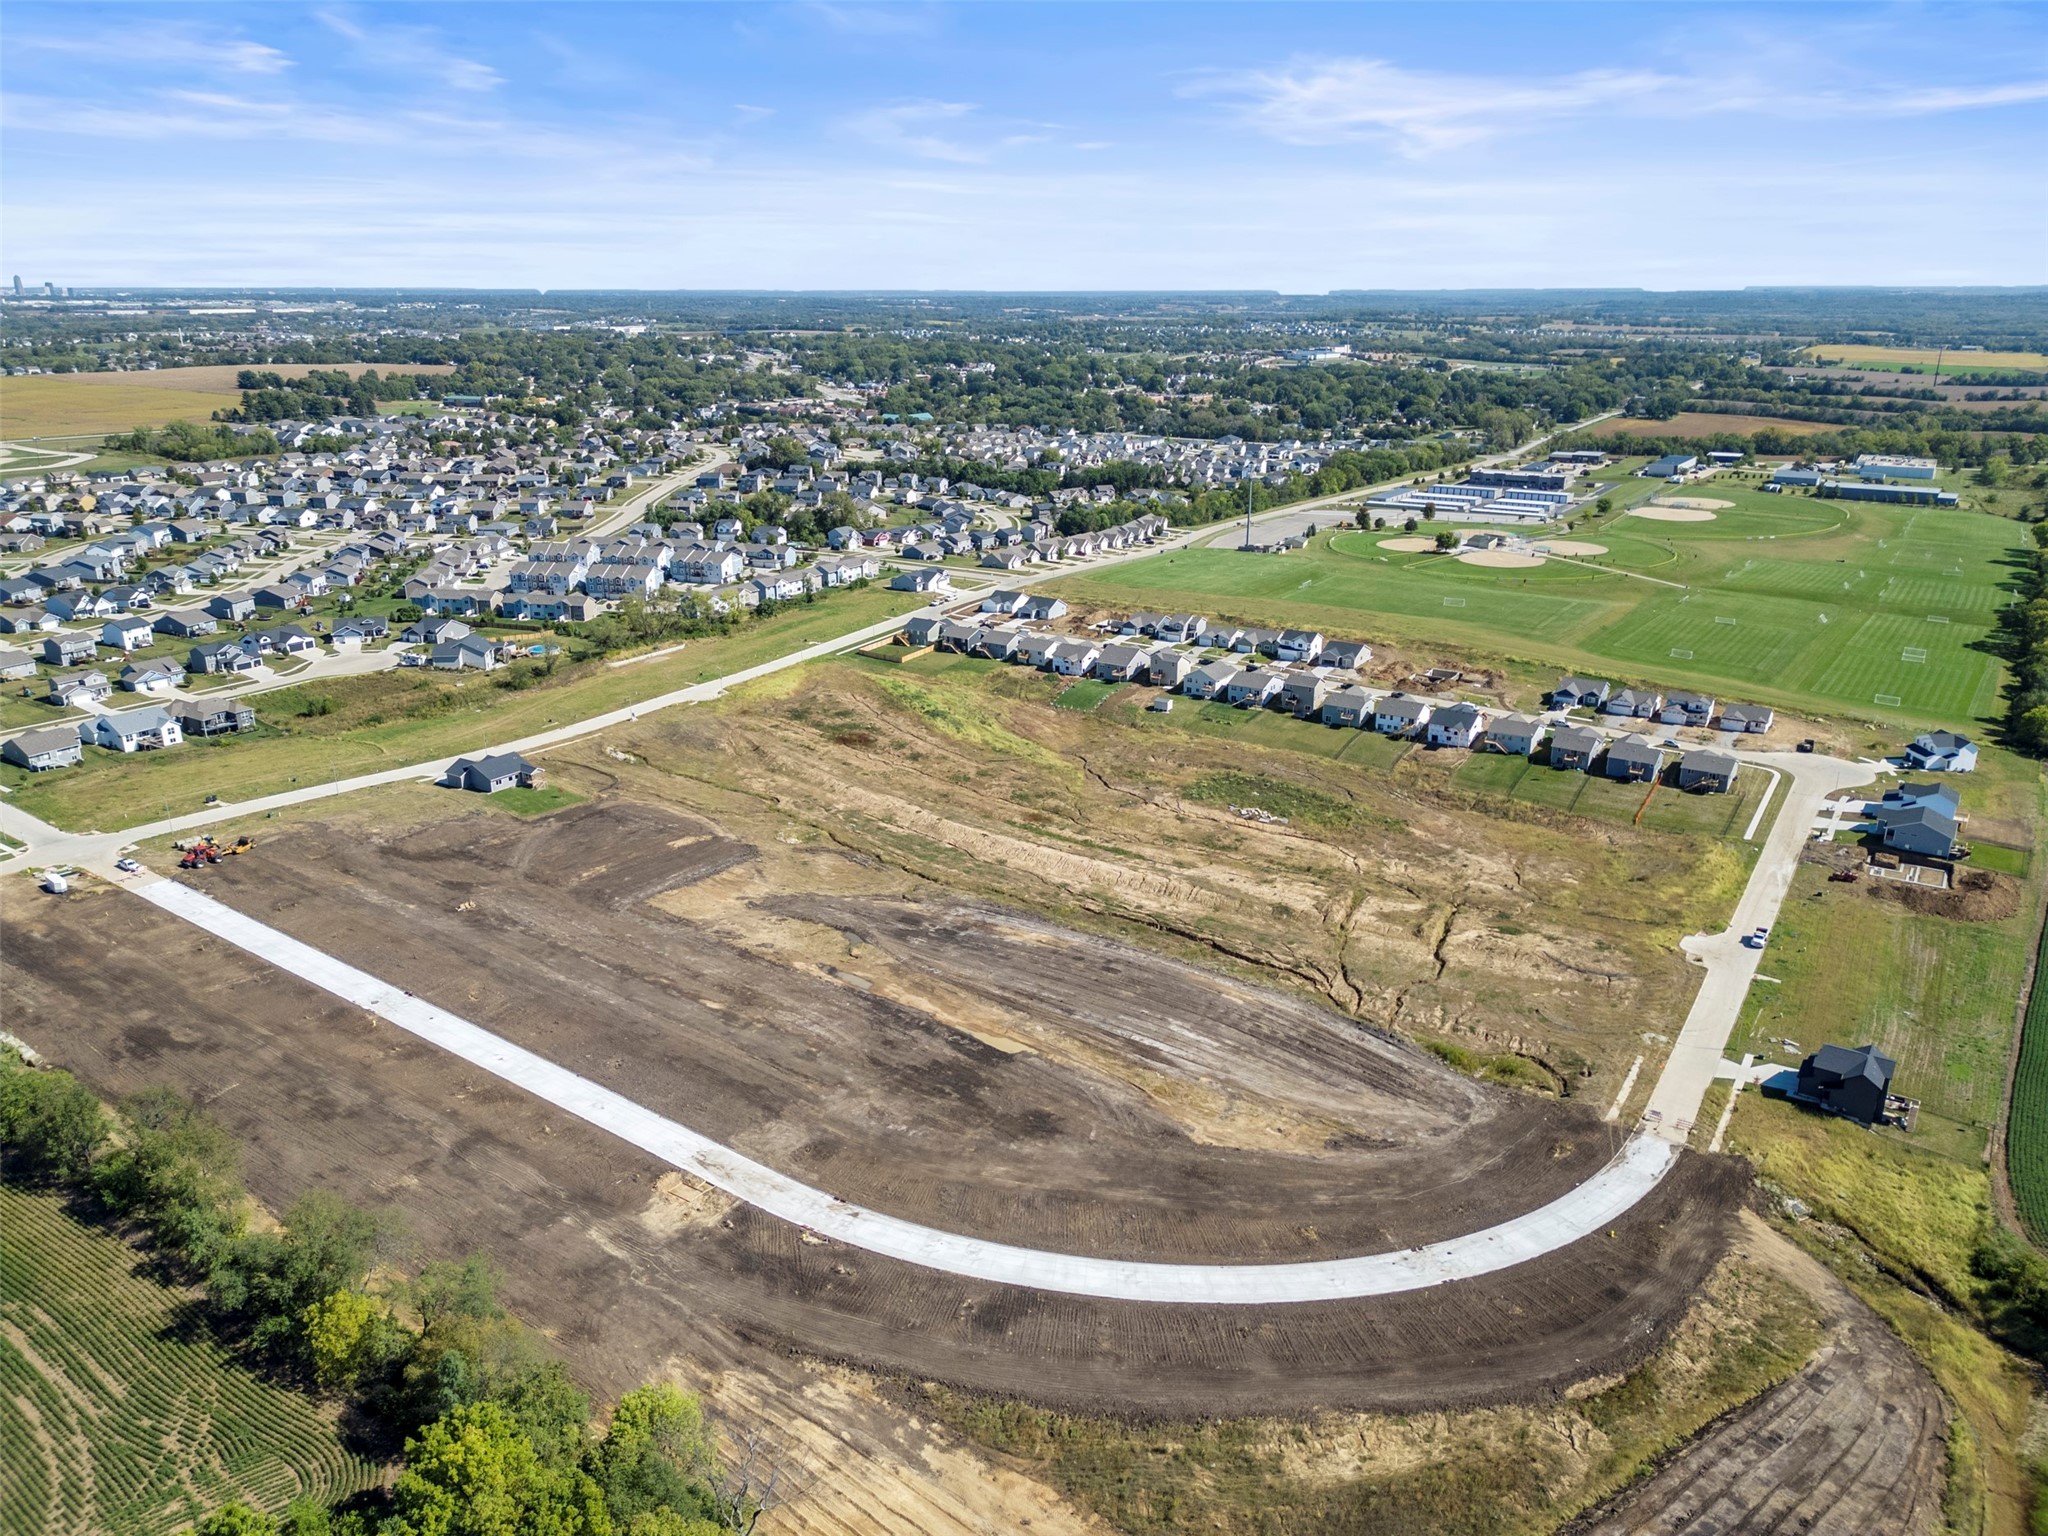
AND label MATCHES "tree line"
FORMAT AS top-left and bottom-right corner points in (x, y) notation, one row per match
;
(219, 369), (435, 424)
(102, 420), (281, 461)
(1999, 519), (2048, 758)
(0, 1050), (795, 1536)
